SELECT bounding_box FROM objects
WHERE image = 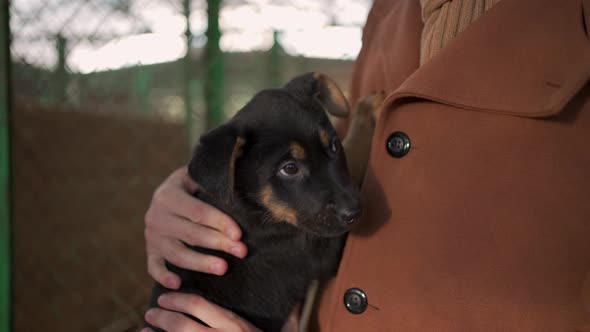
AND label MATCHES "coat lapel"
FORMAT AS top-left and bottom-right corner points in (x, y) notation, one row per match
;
(385, 0), (590, 117)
